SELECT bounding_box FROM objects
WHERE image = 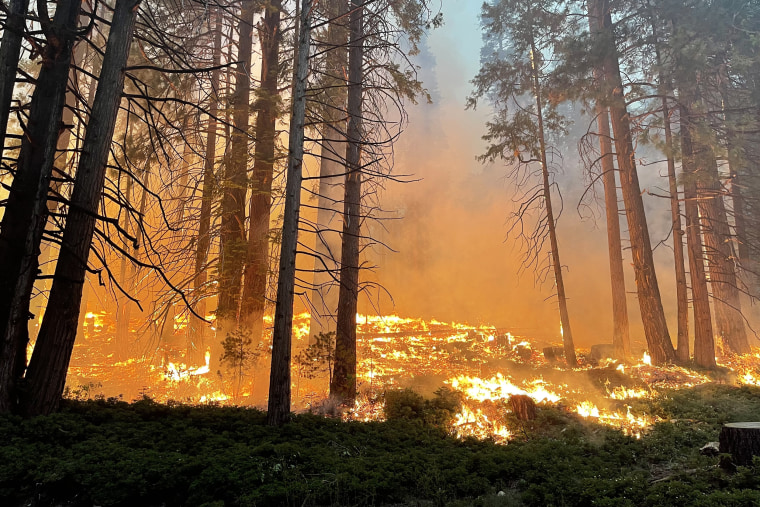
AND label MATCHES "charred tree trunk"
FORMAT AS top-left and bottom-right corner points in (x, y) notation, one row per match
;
(680, 103), (716, 369)
(267, 0), (311, 426)
(218, 0), (255, 324)
(0, 0), (29, 158)
(21, 0), (141, 416)
(0, 0), (82, 413)
(593, 0), (675, 364)
(188, 8), (223, 363)
(241, 0), (283, 339)
(331, 0), (365, 402)
(309, 0), (349, 339)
